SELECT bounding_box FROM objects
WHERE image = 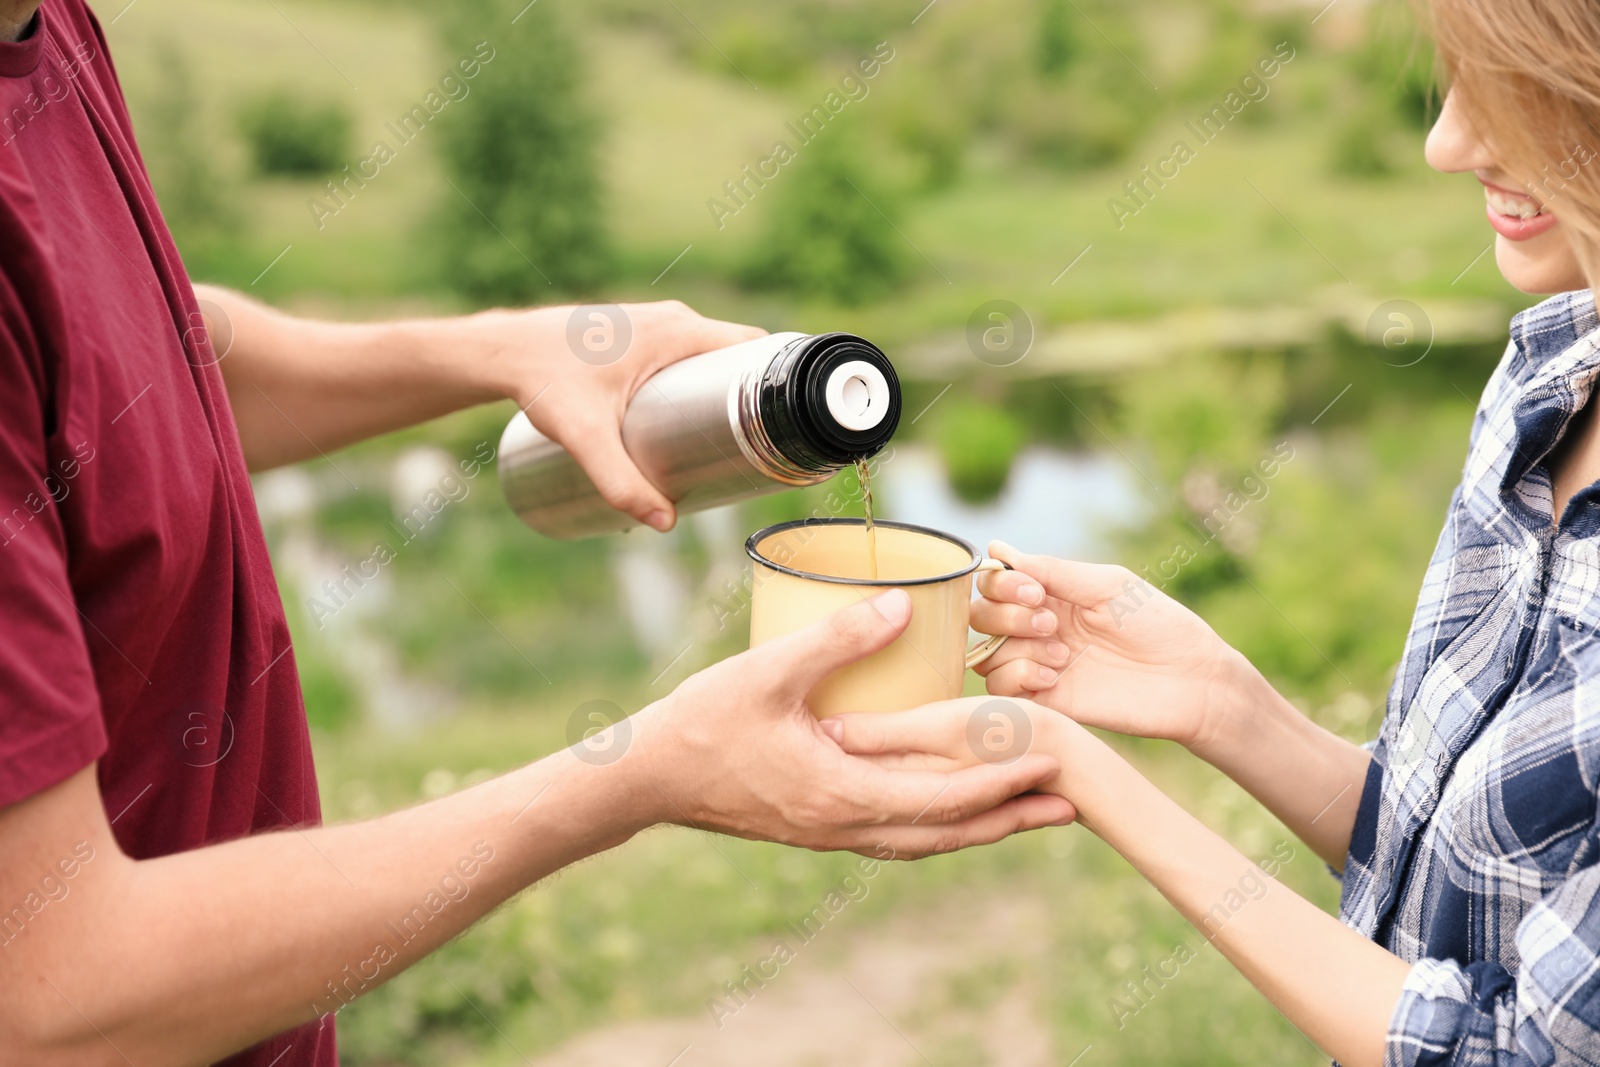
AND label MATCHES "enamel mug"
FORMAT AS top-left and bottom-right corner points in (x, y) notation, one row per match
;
(746, 518), (1008, 717)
